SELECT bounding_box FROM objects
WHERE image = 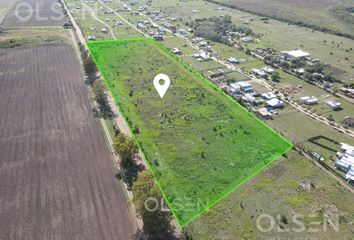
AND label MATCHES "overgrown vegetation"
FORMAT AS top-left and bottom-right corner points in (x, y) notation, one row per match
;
(190, 15), (252, 44)
(88, 38), (292, 226)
